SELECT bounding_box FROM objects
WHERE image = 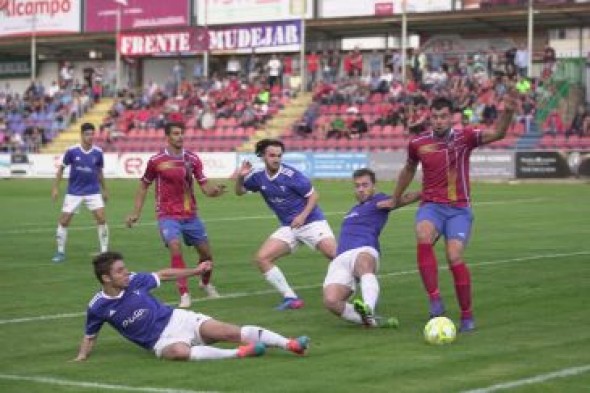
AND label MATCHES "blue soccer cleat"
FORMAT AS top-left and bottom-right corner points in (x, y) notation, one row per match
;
(51, 252), (65, 263)
(287, 336), (310, 355)
(275, 297), (304, 310)
(429, 298), (446, 318)
(459, 317), (476, 333)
